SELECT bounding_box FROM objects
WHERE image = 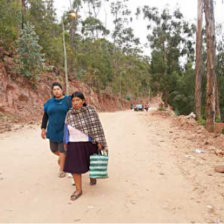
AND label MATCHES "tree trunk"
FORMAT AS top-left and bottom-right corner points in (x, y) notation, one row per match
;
(195, 0), (203, 120)
(163, 90), (168, 108)
(215, 77), (221, 120)
(162, 42), (168, 108)
(204, 0), (216, 132)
